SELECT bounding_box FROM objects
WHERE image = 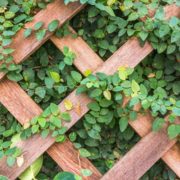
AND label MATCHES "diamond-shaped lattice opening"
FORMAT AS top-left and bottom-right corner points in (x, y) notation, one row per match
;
(70, 5), (133, 60)
(18, 41), (83, 108)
